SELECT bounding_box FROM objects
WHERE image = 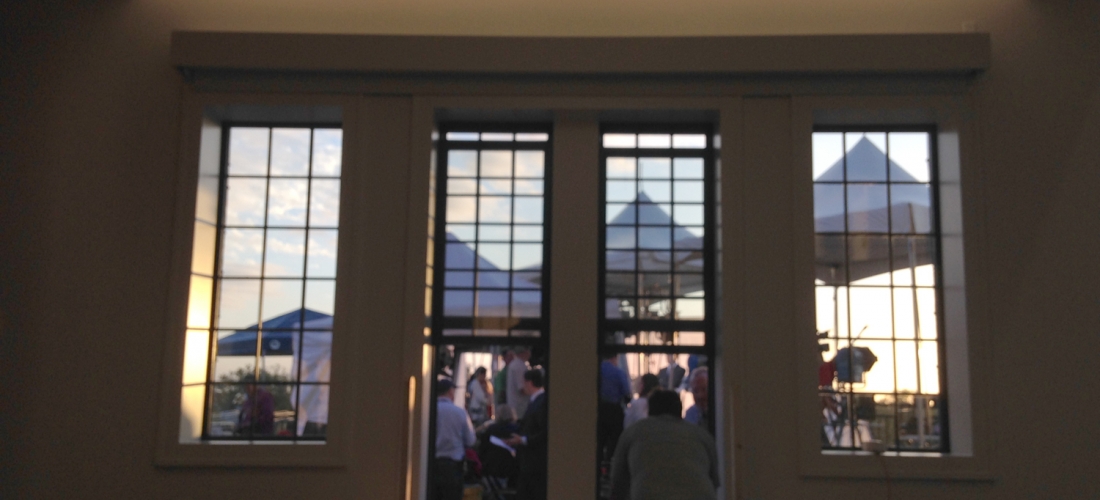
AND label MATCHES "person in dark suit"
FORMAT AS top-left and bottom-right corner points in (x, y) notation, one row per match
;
(658, 354), (686, 391)
(505, 368), (547, 500)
